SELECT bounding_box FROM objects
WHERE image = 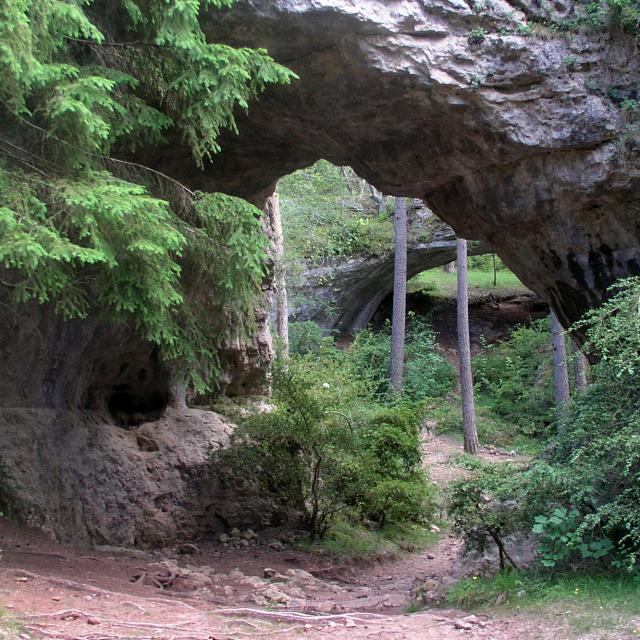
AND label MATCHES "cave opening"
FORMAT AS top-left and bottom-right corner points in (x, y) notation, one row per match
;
(107, 384), (168, 429)
(81, 345), (173, 428)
